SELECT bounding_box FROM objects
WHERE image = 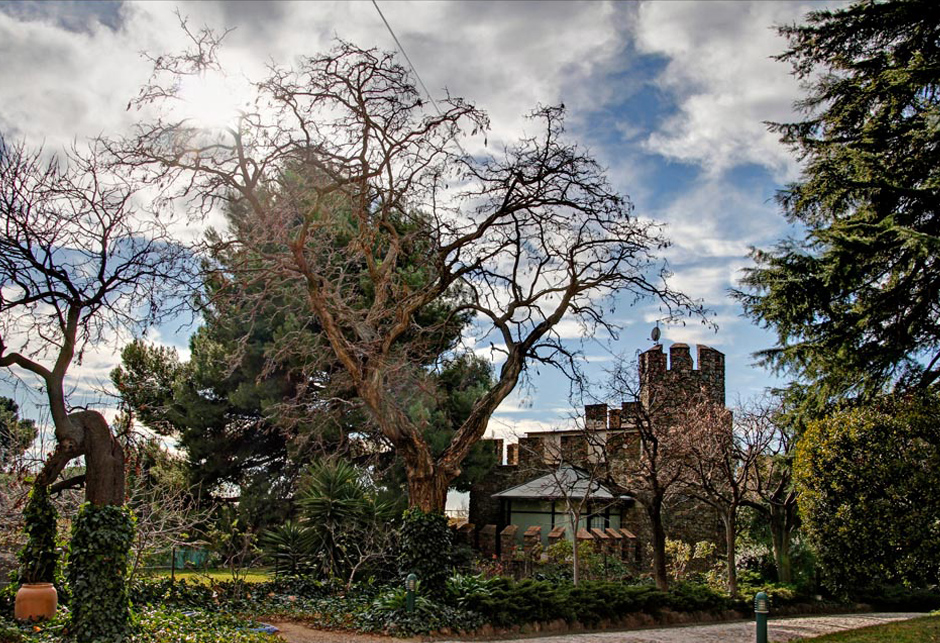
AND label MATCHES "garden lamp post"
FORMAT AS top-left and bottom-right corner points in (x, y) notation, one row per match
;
(406, 573), (417, 613)
(755, 591), (769, 643)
